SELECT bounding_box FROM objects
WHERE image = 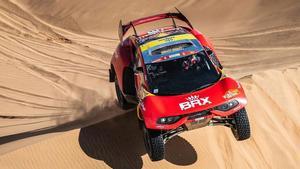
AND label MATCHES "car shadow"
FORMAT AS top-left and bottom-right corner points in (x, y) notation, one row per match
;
(78, 111), (197, 169)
